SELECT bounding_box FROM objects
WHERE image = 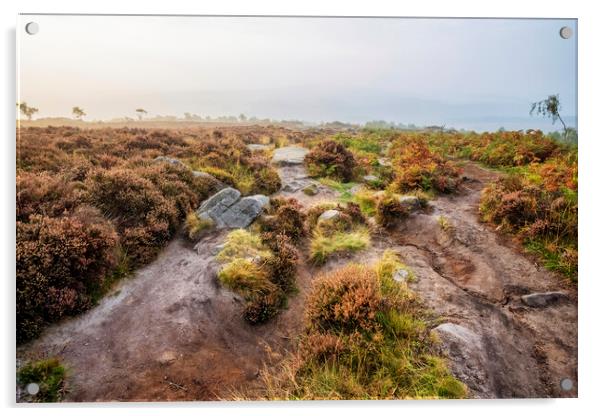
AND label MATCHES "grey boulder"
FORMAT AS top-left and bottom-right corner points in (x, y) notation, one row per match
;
(196, 187), (269, 229)
(521, 292), (568, 307)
